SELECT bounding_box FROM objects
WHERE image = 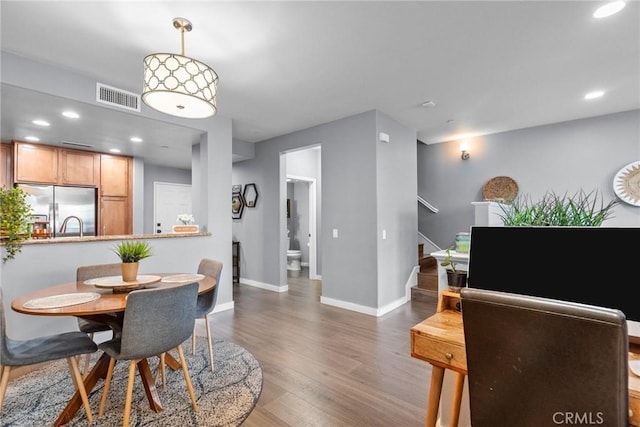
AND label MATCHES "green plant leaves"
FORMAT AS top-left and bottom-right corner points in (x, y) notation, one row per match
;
(498, 189), (617, 227)
(0, 186), (33, 263)
(112, 241), (153, 263)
